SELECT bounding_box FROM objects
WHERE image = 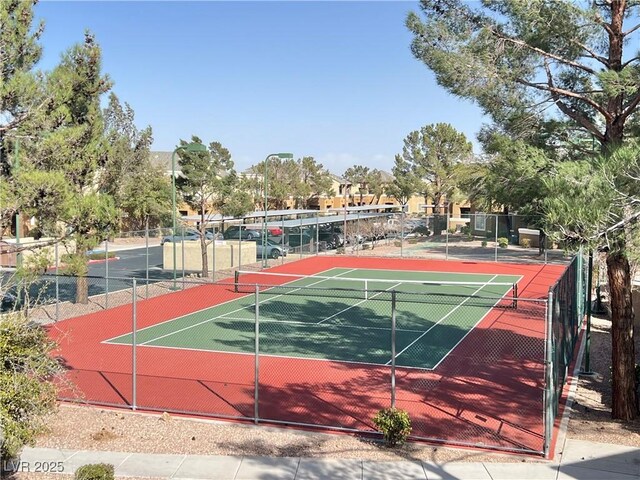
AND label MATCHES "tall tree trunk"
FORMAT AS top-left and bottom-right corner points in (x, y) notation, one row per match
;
(75, 248), (89, 304)
(607, 249), (637, 420)
(201, 233), (208, 278)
